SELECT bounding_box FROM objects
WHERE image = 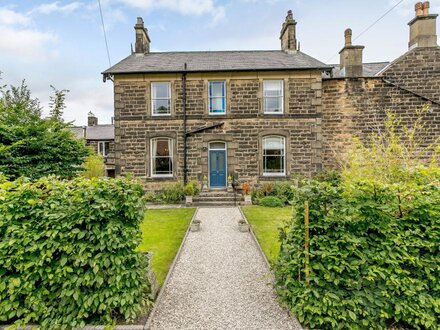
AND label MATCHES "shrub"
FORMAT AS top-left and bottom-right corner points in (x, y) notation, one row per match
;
(81, 153), (105, 178)
(275, 110), (440, 329)
(242, 182), (251, 195)
(259, 196), (284, 207)
(183, 181), (200, 196)
(0, 176), (152, 329)
(272, 181), (295, 204)
(158, 183), (185, 203)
